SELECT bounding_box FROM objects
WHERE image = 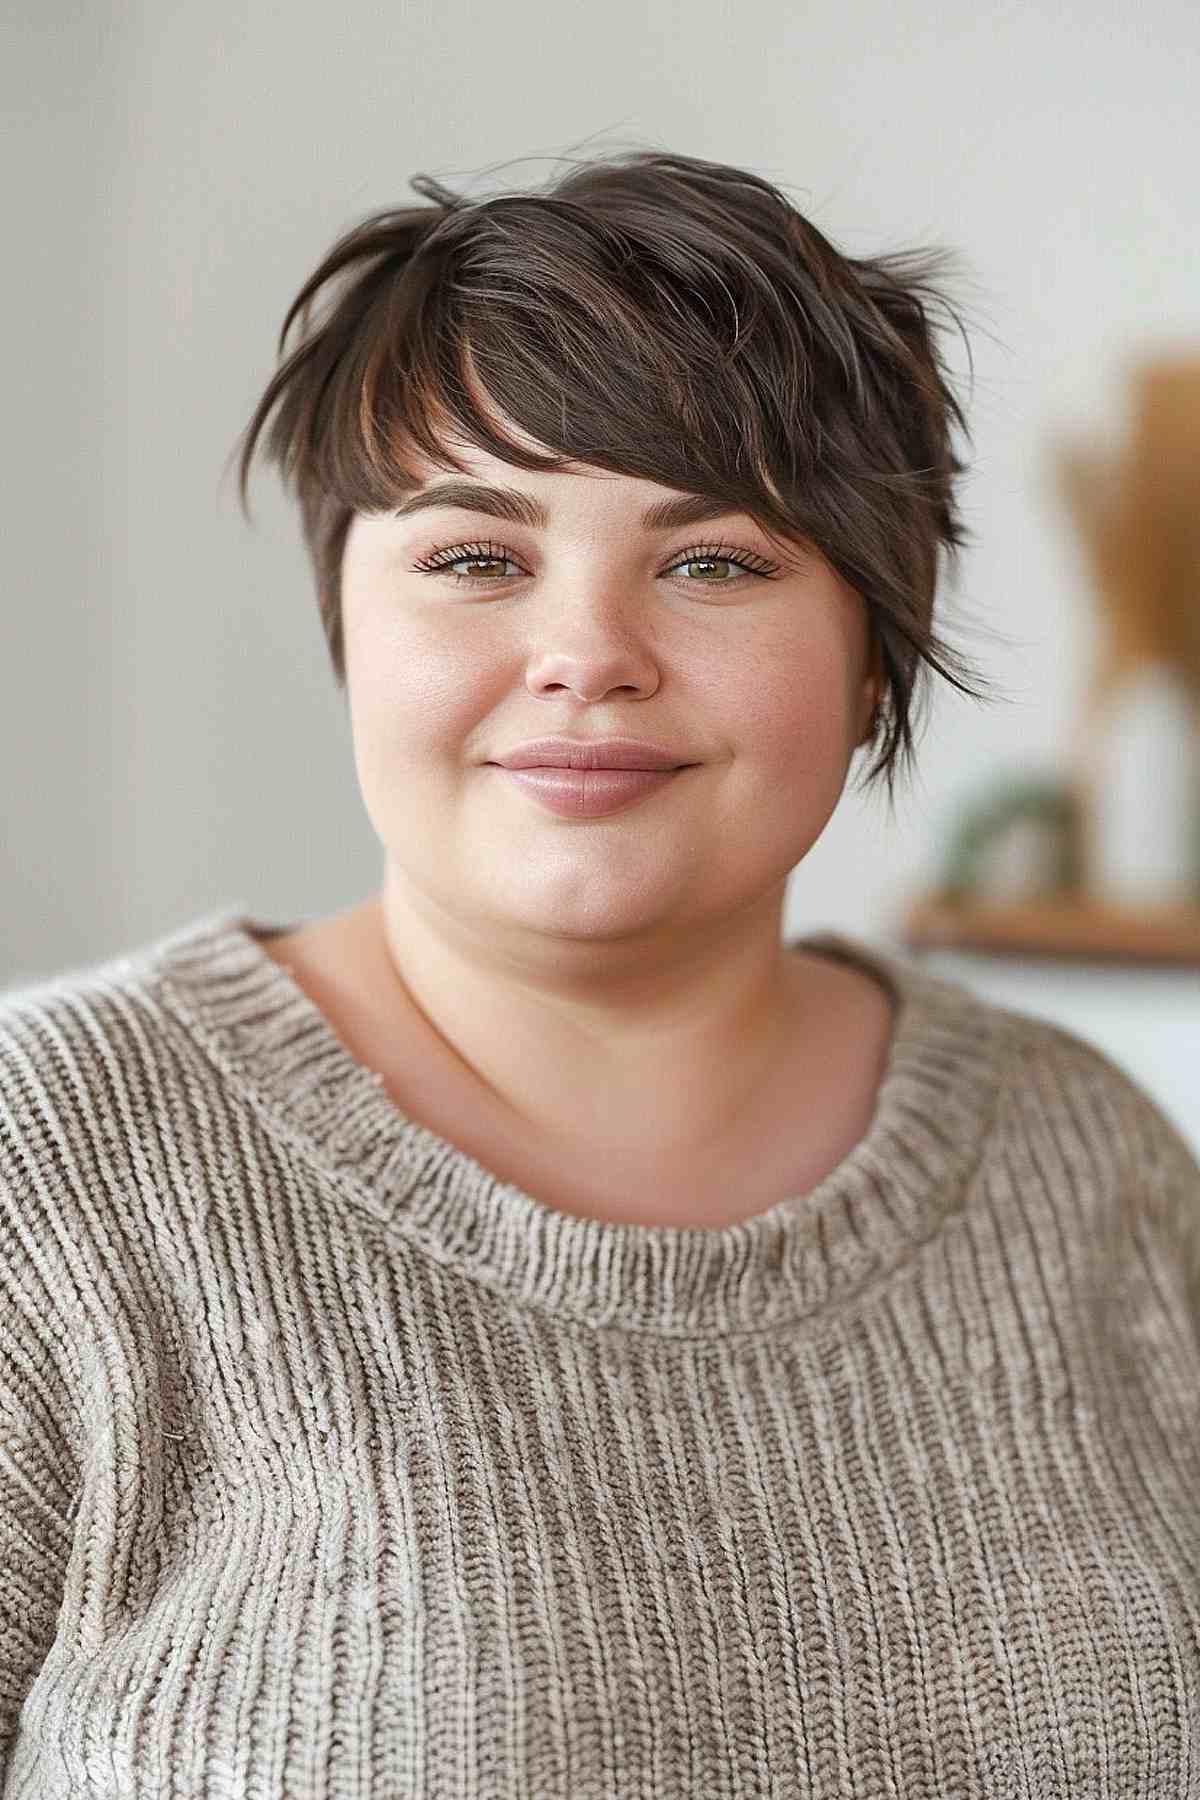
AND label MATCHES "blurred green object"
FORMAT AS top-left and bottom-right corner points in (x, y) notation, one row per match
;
(939, 775), (1089, 903)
